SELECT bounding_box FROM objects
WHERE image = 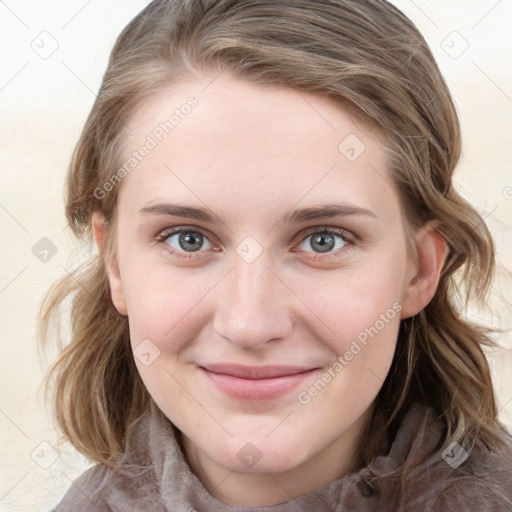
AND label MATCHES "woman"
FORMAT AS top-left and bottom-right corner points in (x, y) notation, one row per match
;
(40, 1), (512, 510)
